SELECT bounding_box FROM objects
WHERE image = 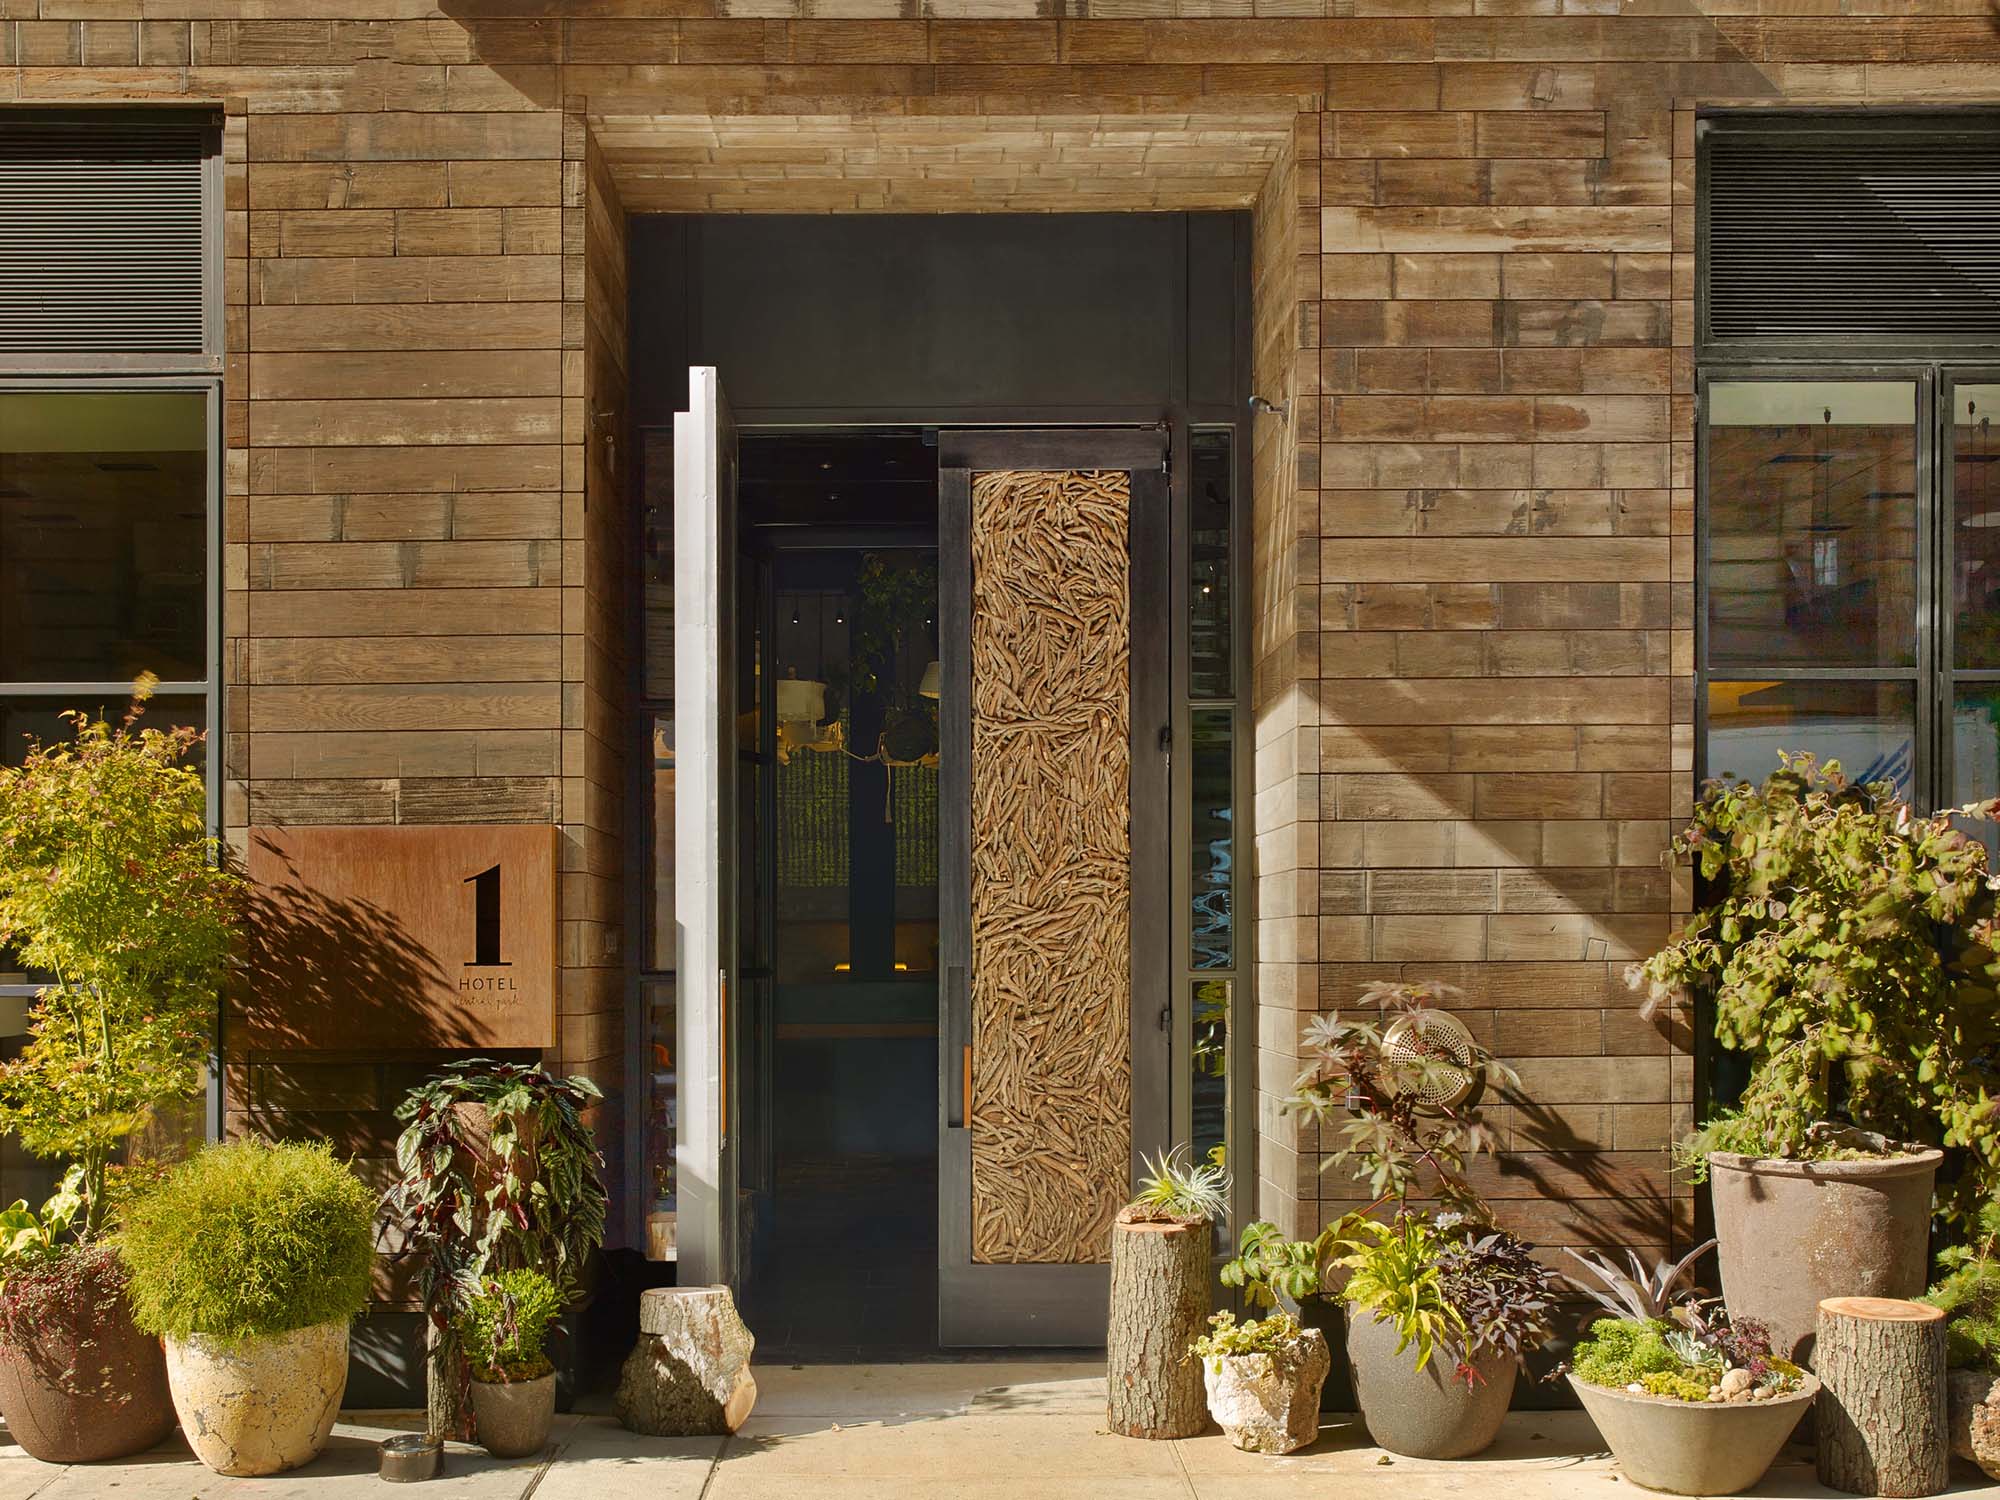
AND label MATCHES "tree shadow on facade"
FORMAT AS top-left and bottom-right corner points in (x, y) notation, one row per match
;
(235, 836), (449, 1054)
